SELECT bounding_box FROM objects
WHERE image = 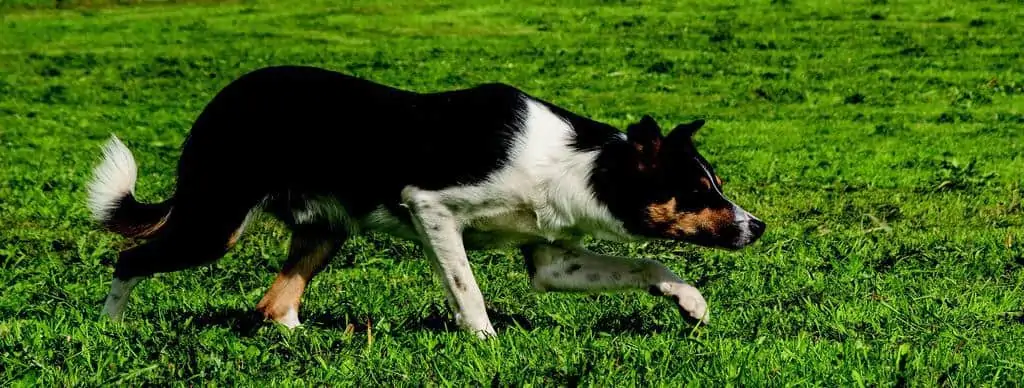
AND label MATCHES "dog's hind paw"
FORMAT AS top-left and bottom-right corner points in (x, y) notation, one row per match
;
(276, 309), (302, 329)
